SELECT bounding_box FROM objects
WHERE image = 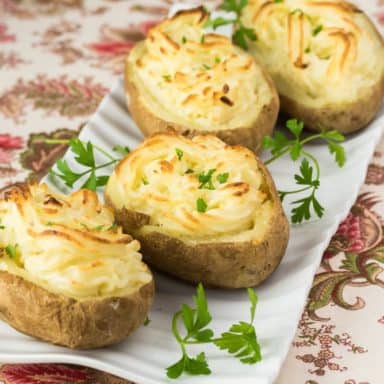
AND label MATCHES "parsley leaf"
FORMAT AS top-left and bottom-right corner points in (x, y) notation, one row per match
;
(81, 170), (97, 191)
(69, 139), (95, 168)
(198, 169), (216, 190)
(204, 0), (257, 50)
(328, 141), (346, 167)
(47, 139), (123, 191)
(217, 172), (229, 184)
(167, 284), (262, 379)
(263, 119), (347, 223)
(113, 145), (130, 156)
(312, 25), (323, 36)
(55, 159), (82, 187)
(175, 148), (183, 160)
(196, 198), (208, 213)
(5, 244), (18, 259)
(204, 16), (235, 29)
